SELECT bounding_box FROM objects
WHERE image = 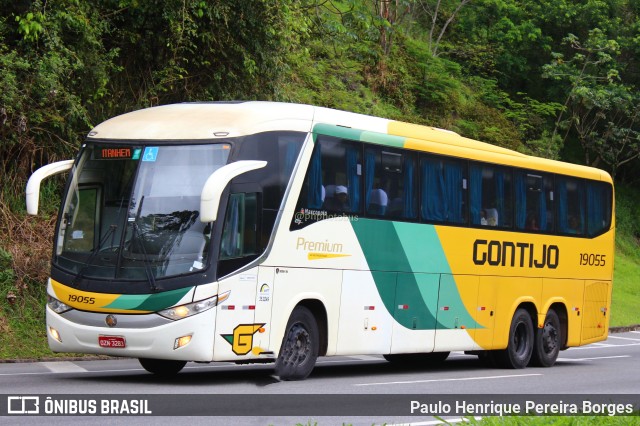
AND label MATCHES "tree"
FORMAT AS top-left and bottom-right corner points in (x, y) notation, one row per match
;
(541, 29), (640, 176)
